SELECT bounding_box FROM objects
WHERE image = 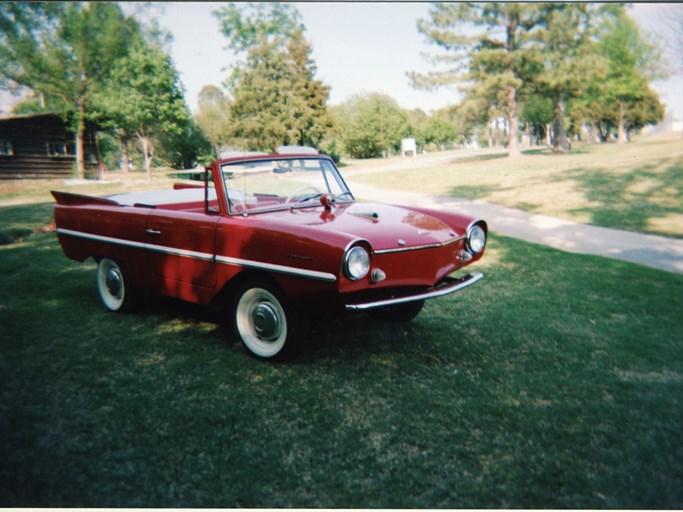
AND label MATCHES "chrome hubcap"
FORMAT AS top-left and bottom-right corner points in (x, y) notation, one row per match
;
(252, 302), (280, 340)
(105, 268), (123, 298)
(236, 287), (288, 358)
